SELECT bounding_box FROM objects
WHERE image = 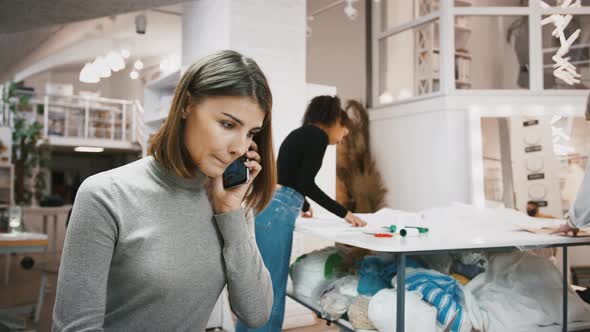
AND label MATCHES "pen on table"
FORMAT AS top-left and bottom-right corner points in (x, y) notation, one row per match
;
(364, 232), (393, 238)
(403, 226), (429, 234)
